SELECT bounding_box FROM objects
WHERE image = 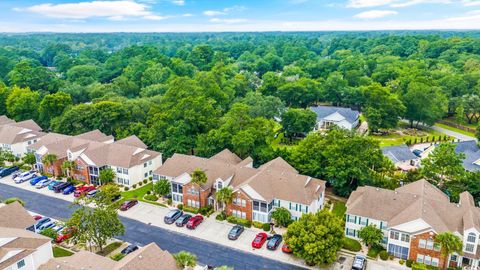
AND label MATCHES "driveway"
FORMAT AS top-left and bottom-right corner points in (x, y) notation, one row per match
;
(431, 125), (476, 142)
(0, 178), (309, 270)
